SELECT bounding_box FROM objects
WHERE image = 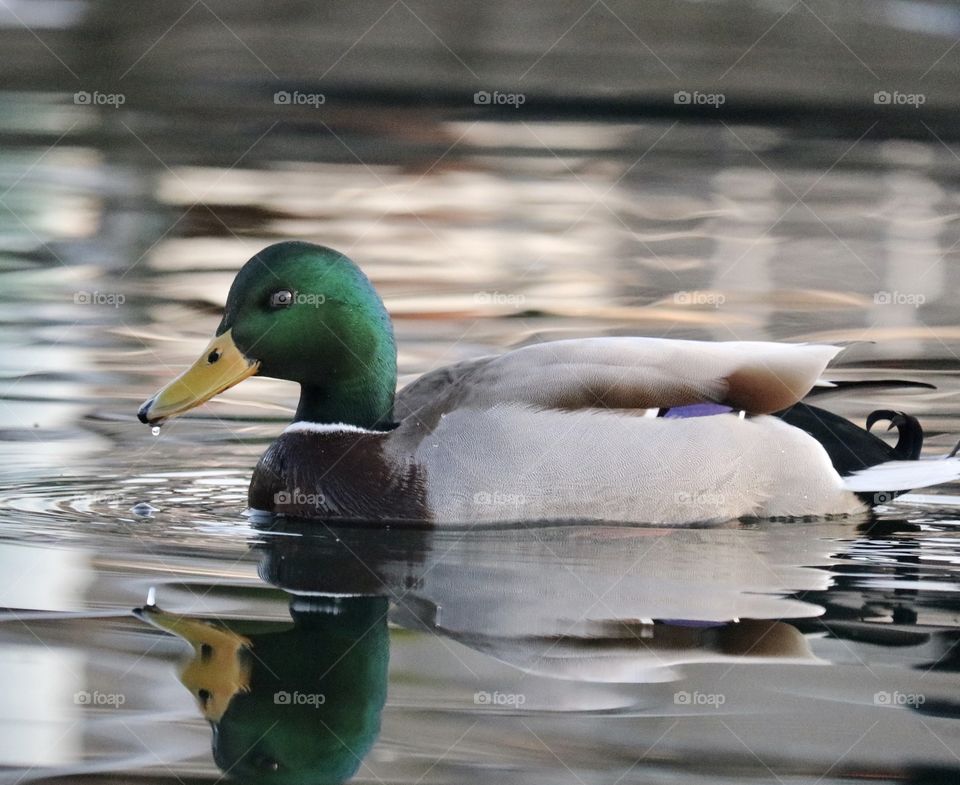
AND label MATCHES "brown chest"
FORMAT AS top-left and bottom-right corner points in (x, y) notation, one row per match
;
(247, 430), (430, 523)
